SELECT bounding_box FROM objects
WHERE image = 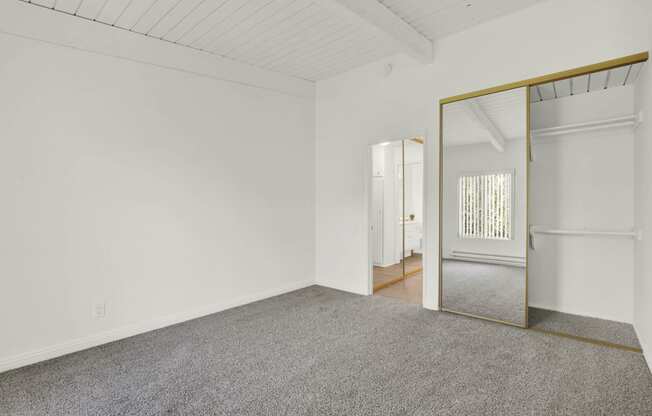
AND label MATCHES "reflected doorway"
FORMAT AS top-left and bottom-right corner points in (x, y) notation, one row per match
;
(370, 138), (424, 304)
